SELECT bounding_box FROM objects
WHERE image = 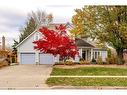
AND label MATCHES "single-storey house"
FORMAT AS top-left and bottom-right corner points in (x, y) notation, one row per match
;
(16, 23), (107, 64)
